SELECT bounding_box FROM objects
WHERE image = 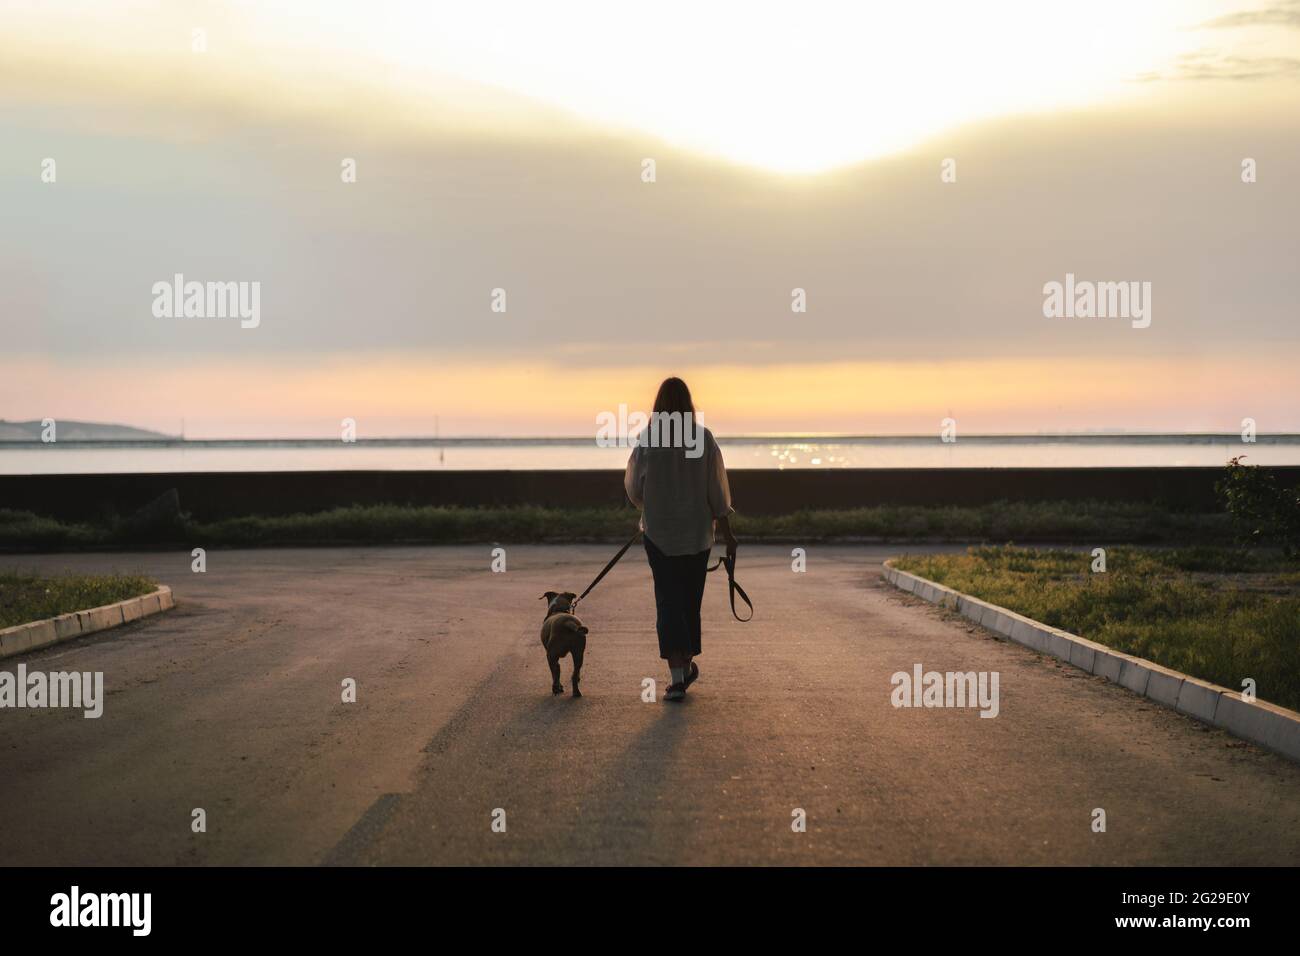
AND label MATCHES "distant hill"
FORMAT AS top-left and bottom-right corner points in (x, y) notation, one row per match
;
(0, 420), (174, 442)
